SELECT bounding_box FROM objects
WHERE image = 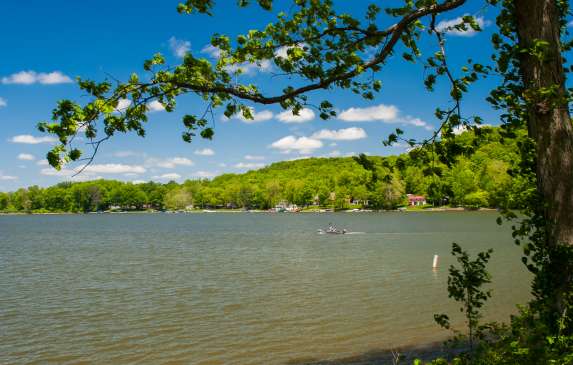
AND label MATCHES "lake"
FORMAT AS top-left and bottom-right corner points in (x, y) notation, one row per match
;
(0, 212), (531, 364)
